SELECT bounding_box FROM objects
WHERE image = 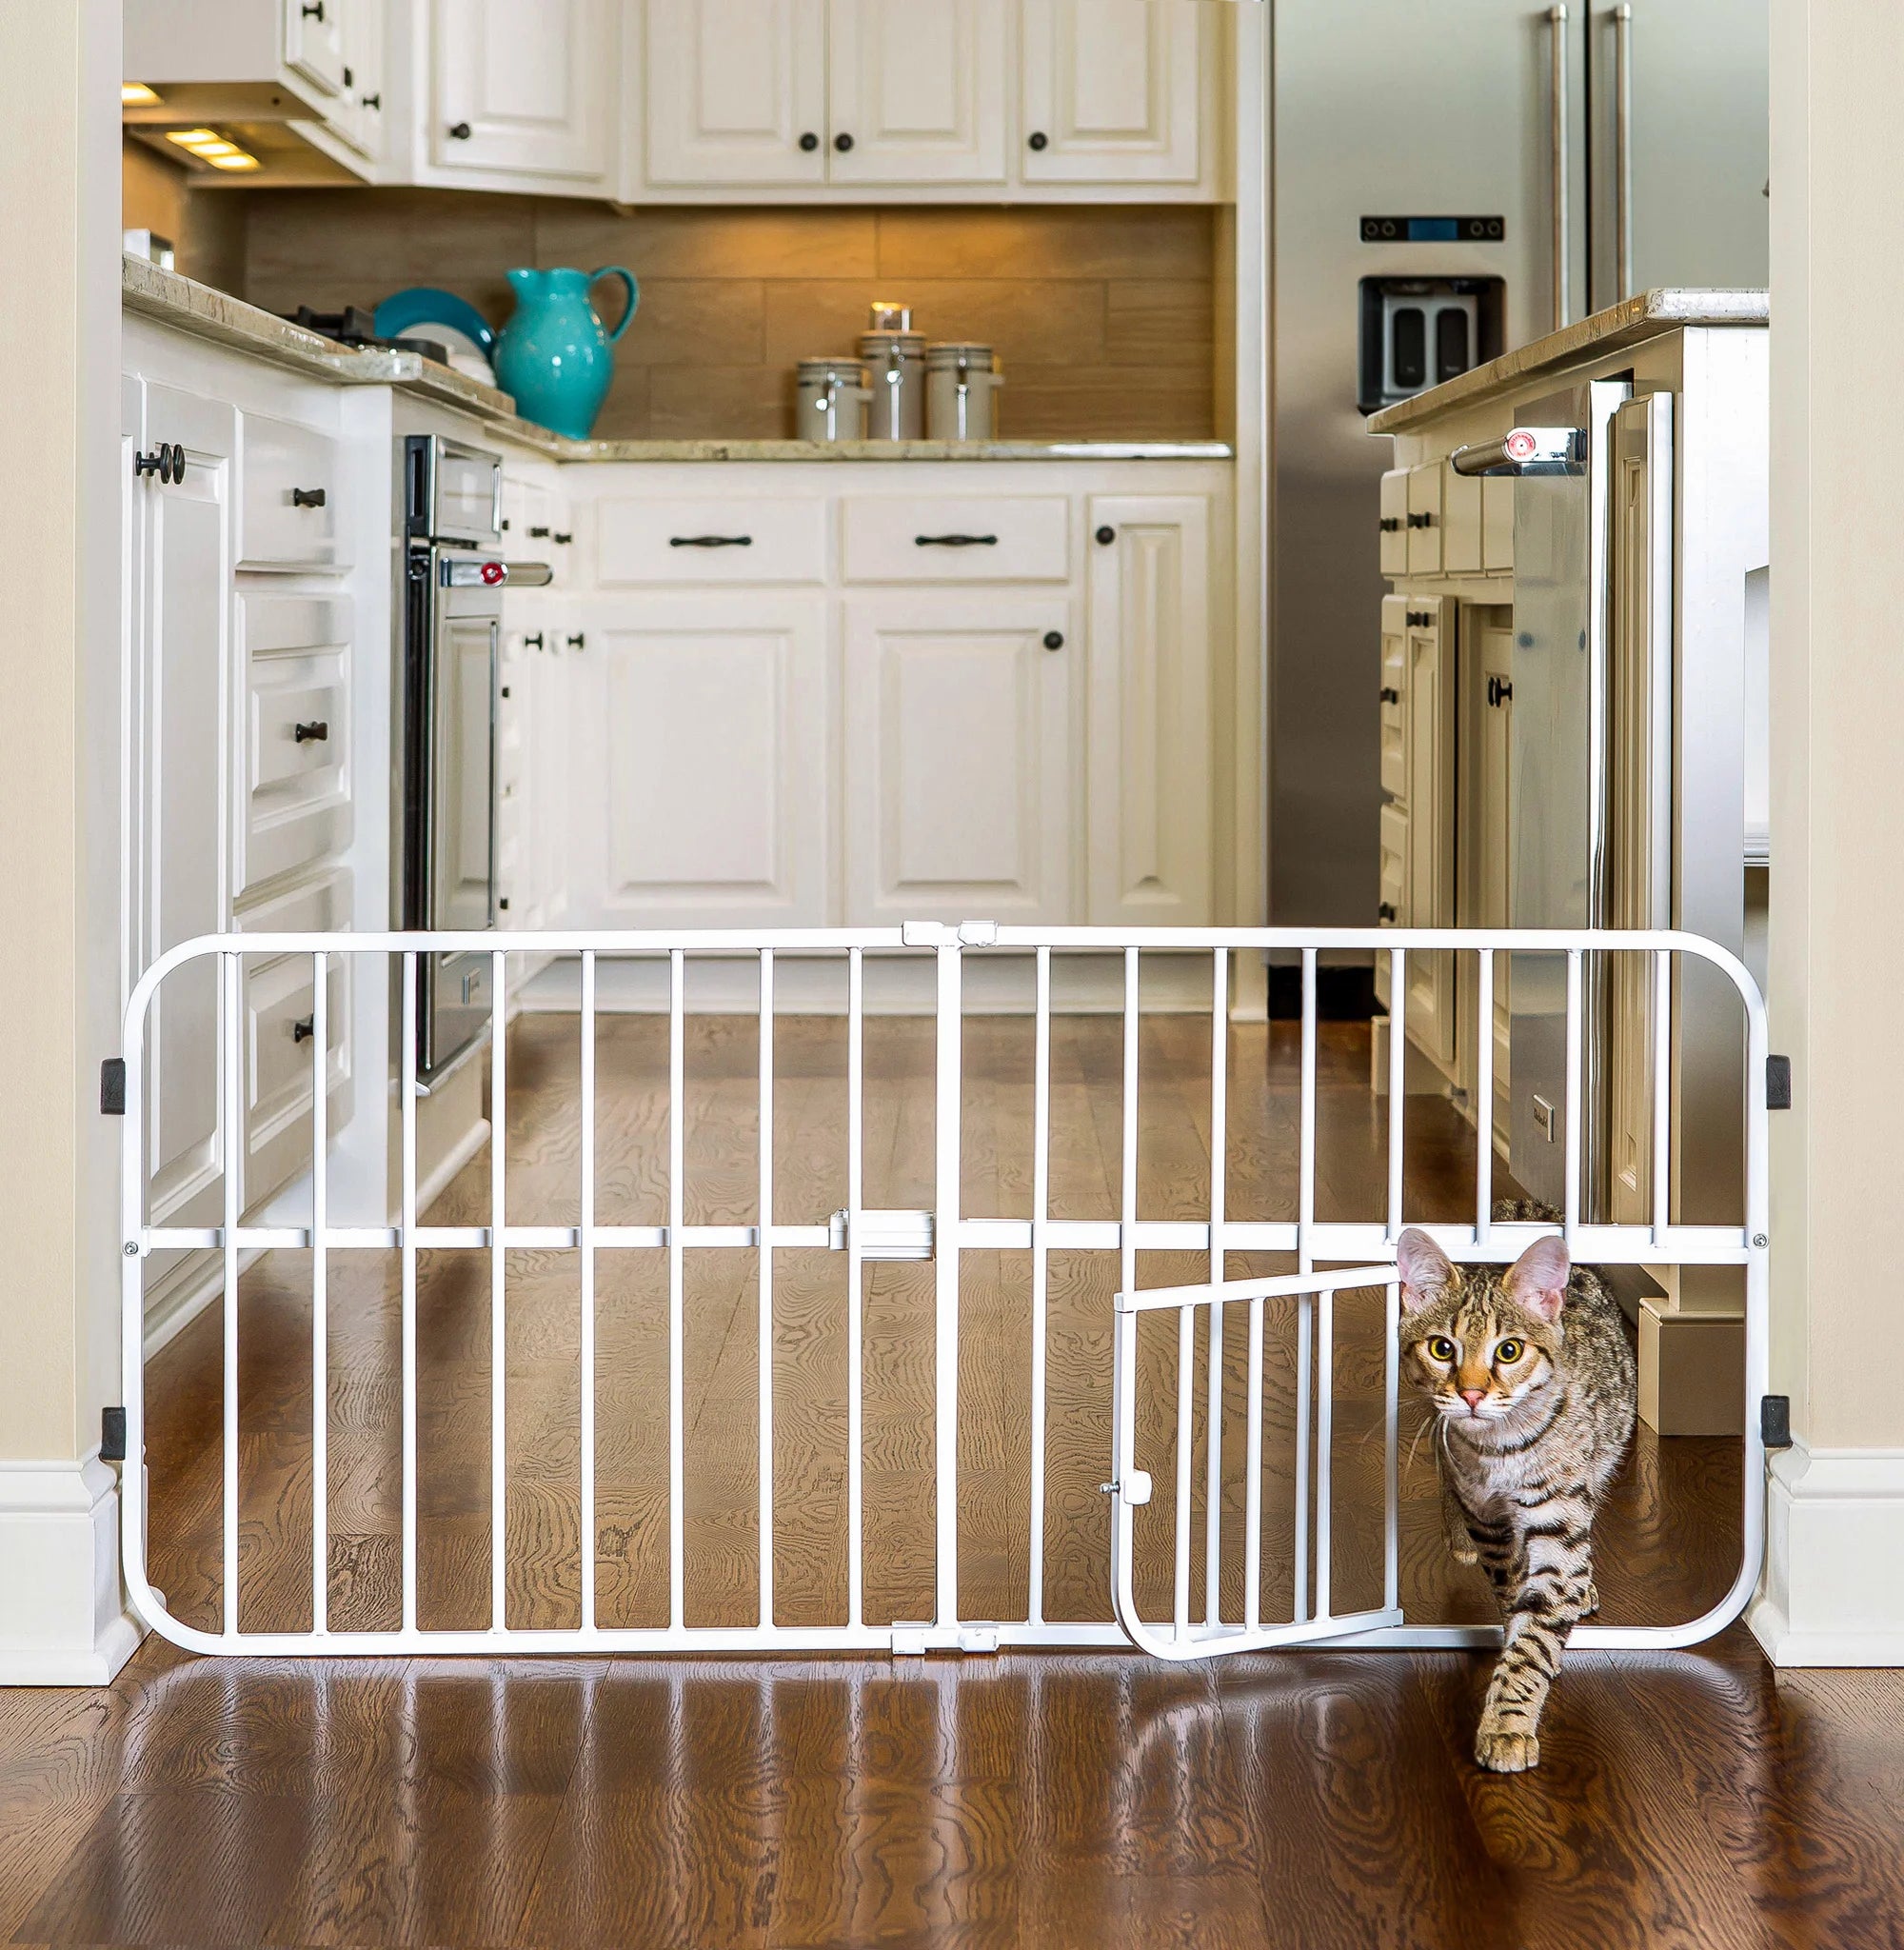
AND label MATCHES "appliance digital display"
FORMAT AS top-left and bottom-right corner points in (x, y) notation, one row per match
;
(1361, 215), (1505, 243)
